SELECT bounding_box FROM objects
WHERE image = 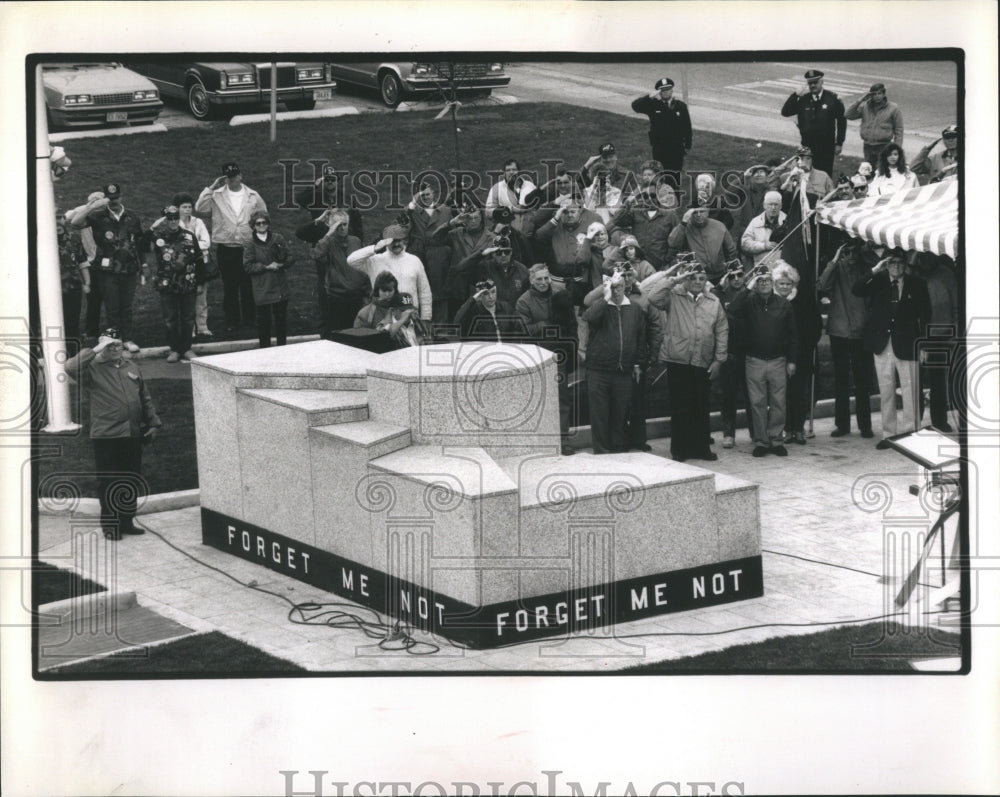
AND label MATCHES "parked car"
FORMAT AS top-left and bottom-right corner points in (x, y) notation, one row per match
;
(330, 61), (510, 107)
(42, 63), (163, 129)
(127, 61), (336, 120)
